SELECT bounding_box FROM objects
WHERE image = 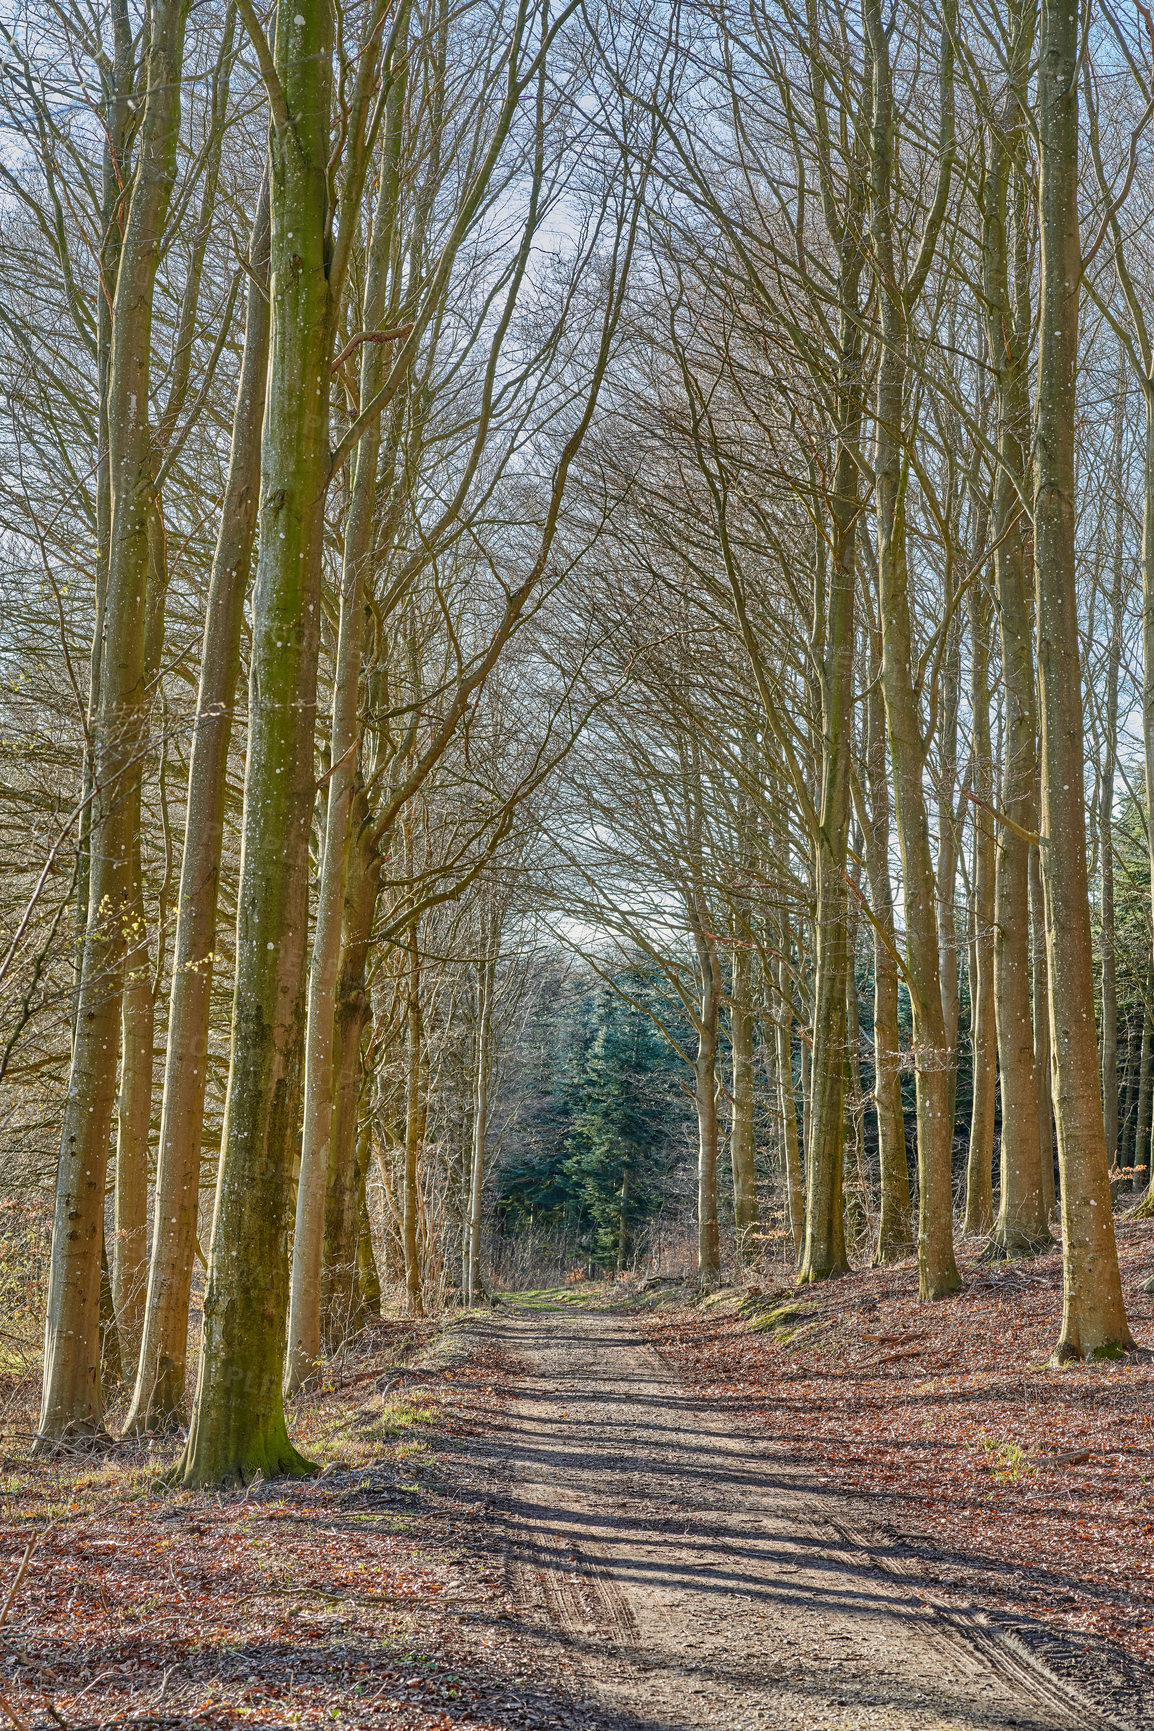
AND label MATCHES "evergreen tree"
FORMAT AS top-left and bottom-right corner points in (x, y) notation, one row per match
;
(495, 972), (691, 1268)
(562, 992), (671, 1270)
